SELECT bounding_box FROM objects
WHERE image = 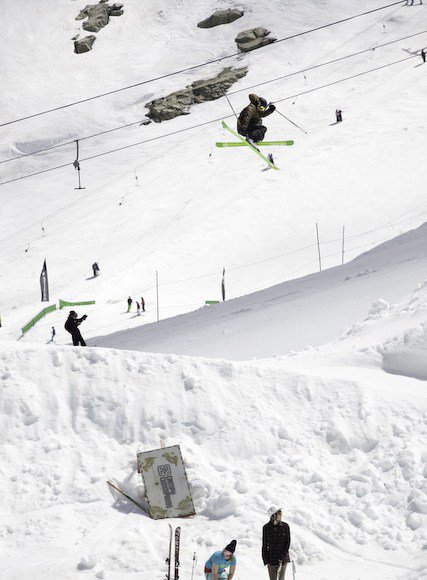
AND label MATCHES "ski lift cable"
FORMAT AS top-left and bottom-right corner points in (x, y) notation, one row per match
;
(2, 28), (425, 167)
(0, 119), (221, 255)
(0, 51), (419, 190)
(0, 47), (423, 259)
(0, 0), (406, 129)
